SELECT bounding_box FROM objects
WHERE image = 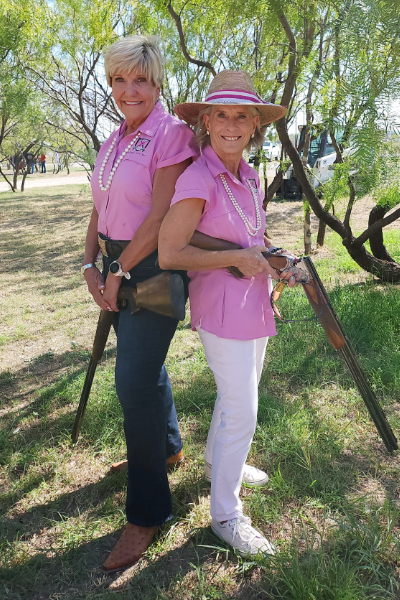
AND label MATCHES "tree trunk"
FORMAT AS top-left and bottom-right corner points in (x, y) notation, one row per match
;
(344, 240), (400, 282)
(13, 168), (19, 190)
(20, 171), (28, 192)
(368, 205), (395, 262)
(263, 171), (283, 208)
(275, 117), (400, 281)
(304, 203), (312, 254)
(317, 219), (326, 247)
